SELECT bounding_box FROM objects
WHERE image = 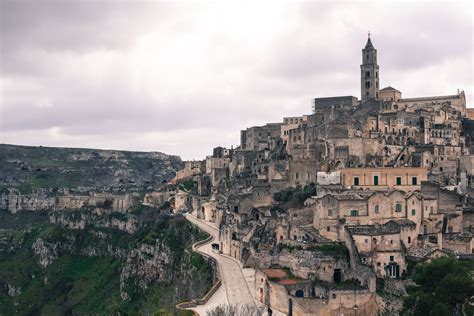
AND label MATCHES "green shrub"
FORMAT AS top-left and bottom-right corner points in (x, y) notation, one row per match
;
(402, 257), (474, 315)
(274, 183), (316, 205)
